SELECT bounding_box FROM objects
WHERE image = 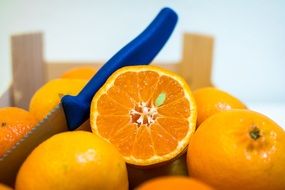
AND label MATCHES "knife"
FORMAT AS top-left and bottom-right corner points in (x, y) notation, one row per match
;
(0, 7), (178, 185)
